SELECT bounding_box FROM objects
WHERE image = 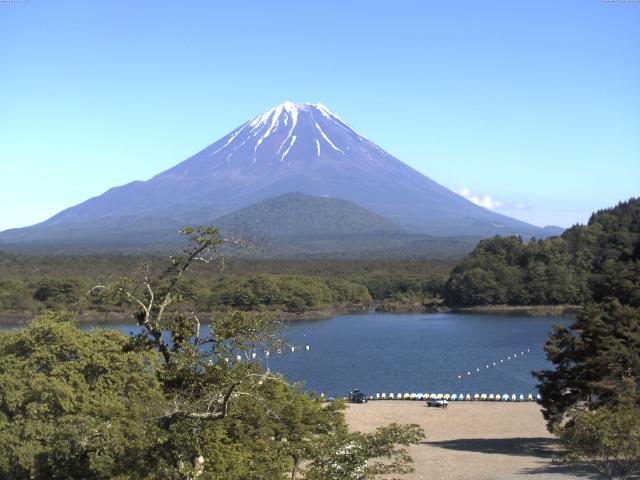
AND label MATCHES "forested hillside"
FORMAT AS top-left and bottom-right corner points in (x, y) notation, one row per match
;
(214, 192), (403, 239)
(0, 255), (452, 319)
(444, 198), (640, 307)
